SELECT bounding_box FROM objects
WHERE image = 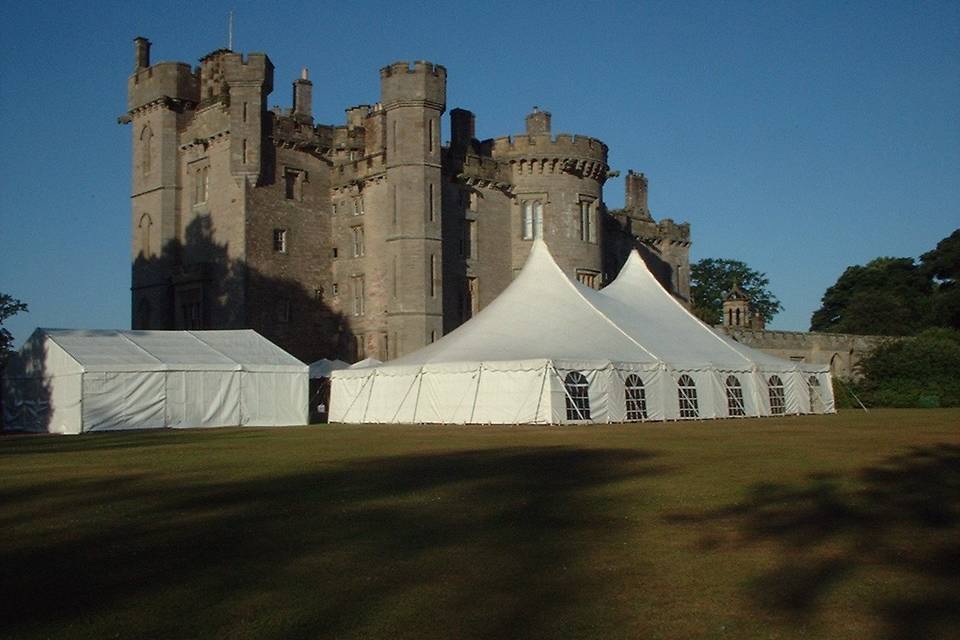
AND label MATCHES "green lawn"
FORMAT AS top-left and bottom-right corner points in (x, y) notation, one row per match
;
(1, 410), (958, 640)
